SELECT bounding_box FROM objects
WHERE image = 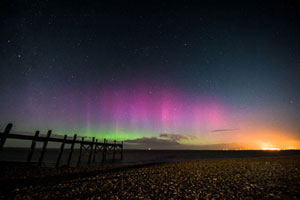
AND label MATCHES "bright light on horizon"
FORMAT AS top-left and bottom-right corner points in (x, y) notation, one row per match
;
(260, 142), (280, 151)
(261, 147), (281, 151)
